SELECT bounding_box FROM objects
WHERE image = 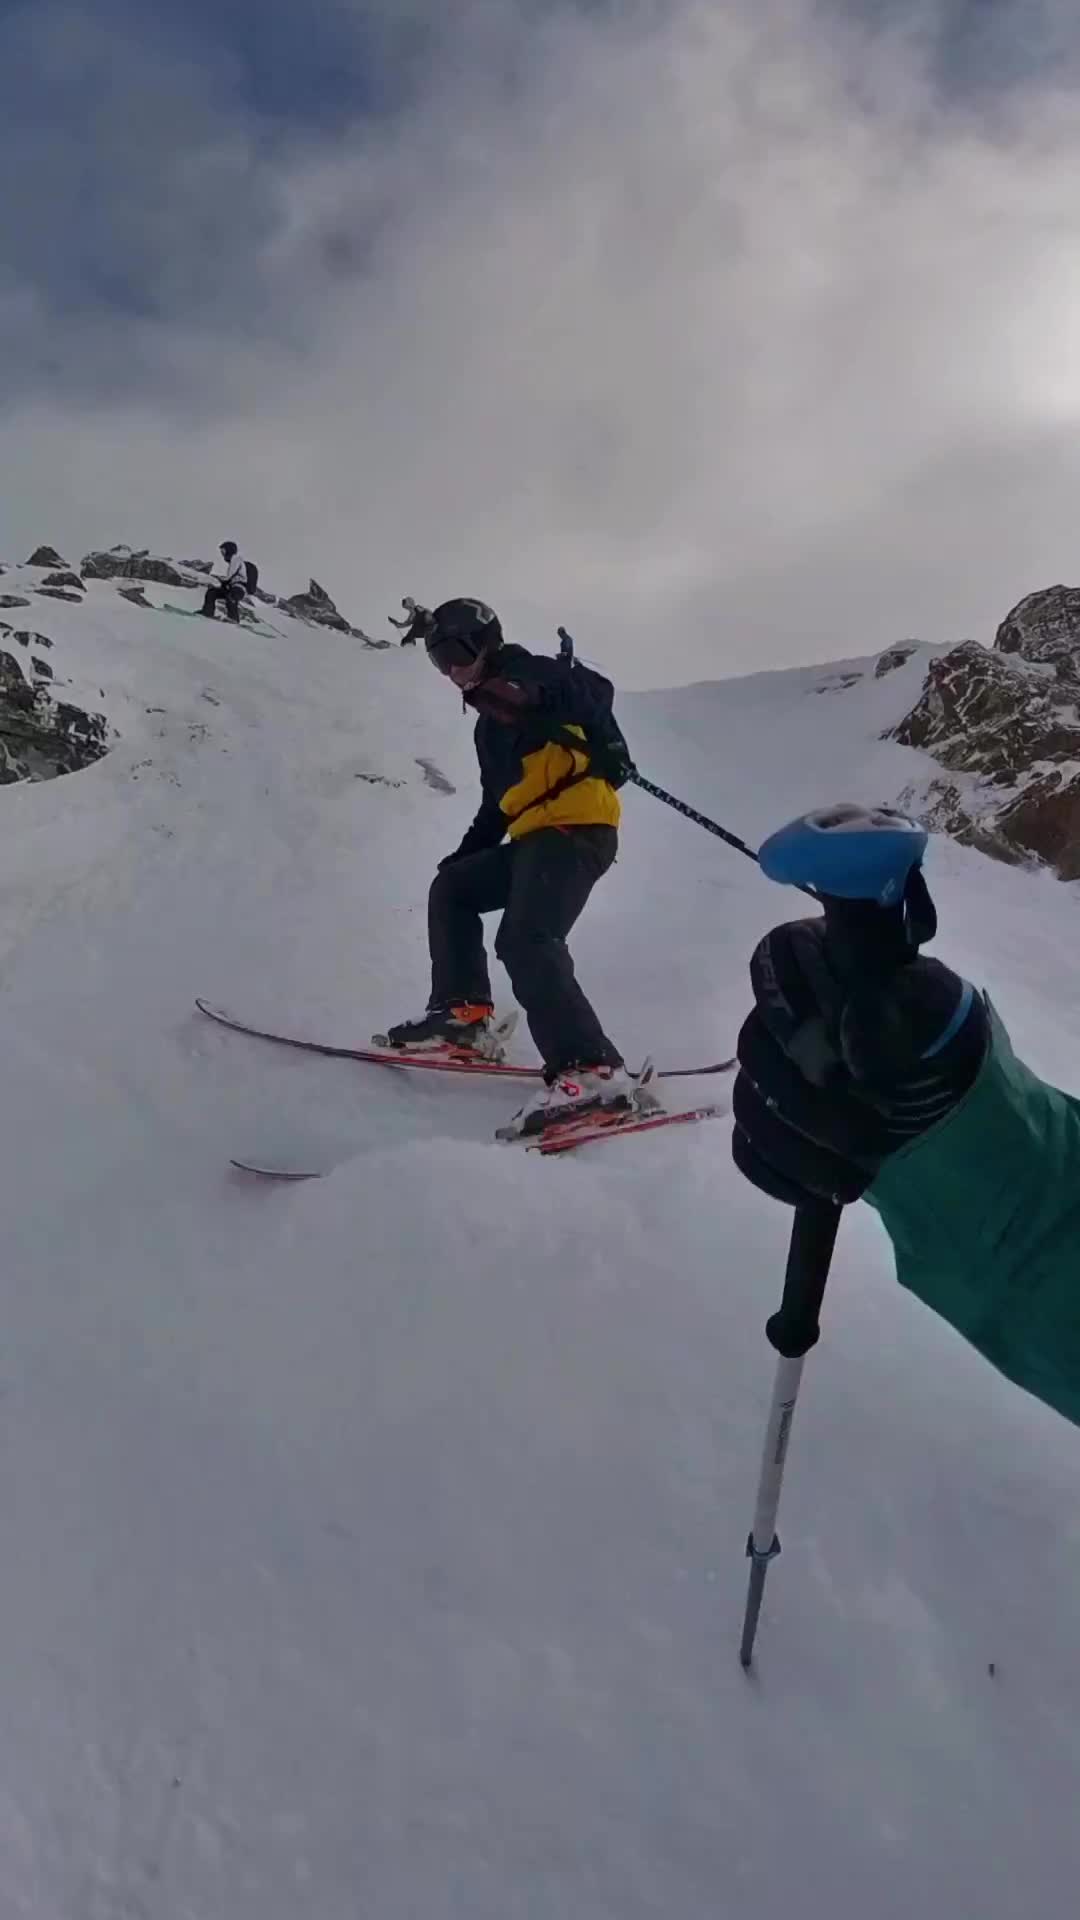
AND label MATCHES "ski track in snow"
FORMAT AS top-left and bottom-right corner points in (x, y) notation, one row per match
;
(0, 577), (1076, 1914)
